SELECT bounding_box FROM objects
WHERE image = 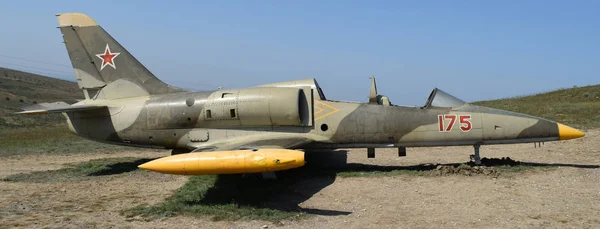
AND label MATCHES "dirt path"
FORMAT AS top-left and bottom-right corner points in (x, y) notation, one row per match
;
(1, 130), (599, 229)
